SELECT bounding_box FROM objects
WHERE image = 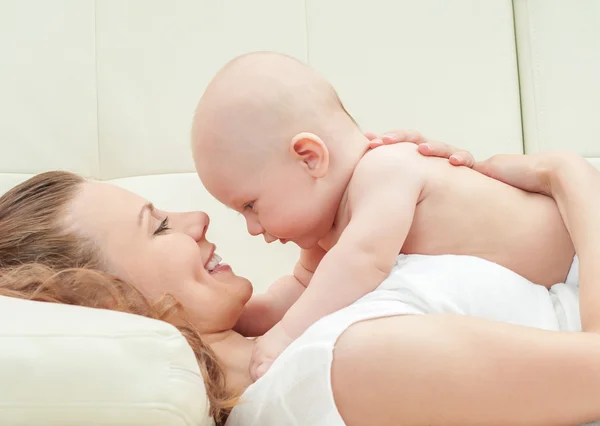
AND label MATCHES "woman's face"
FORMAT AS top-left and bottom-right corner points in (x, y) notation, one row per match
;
(67, 181), (253, 334)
